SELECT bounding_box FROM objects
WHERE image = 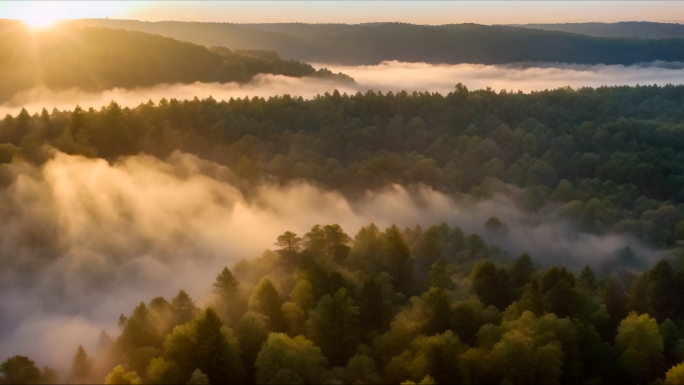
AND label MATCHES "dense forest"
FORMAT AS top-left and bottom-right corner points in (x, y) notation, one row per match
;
(68, 19), (684, 65)
(2, 85), (684, 248)
(4, 219), (684, 384)
(511, 22), (684, 40)
(3, 84), (684, 383)
(0, 21), (351, 102)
